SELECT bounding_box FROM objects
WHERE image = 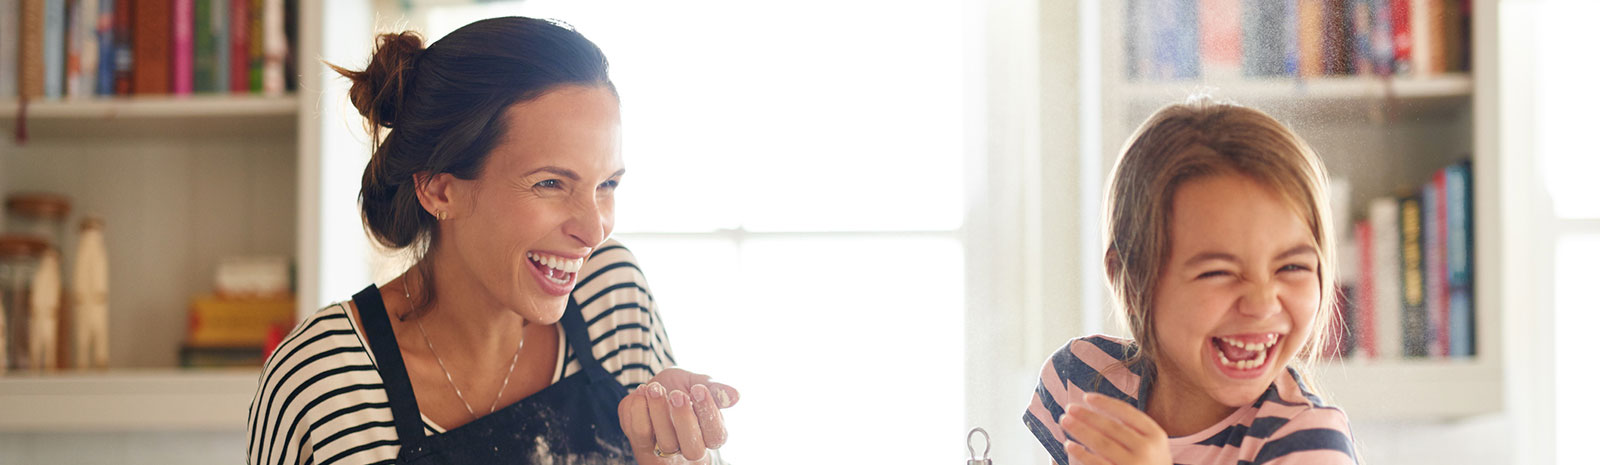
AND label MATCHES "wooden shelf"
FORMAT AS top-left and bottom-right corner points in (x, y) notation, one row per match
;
(0, 95), (299, 140)
(0, 368), (260, 432)
(1312, 359), (1502, 422)
(1115, 74), (1473, 122)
